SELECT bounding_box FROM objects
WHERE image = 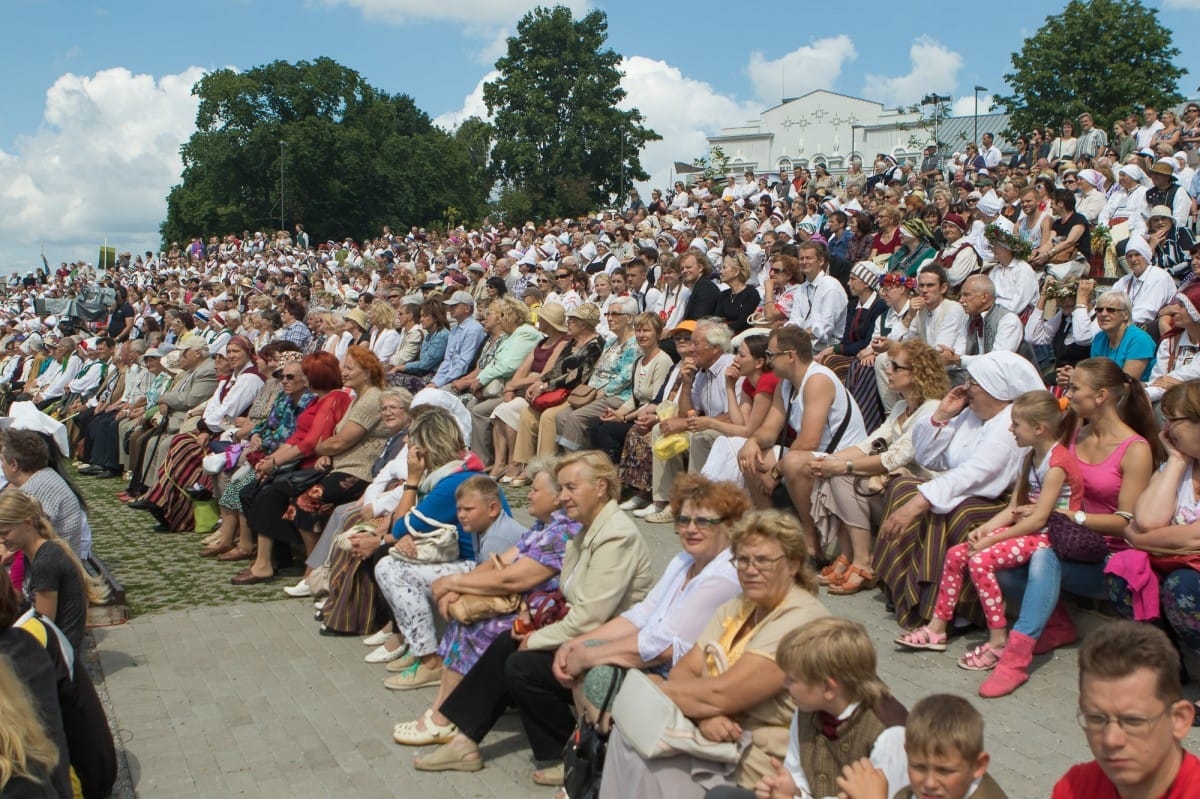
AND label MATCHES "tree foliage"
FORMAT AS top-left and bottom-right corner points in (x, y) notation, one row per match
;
(995, 0), (1185, 136)
(483, 6), (660, 221)
(161, 57), (490, 245)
